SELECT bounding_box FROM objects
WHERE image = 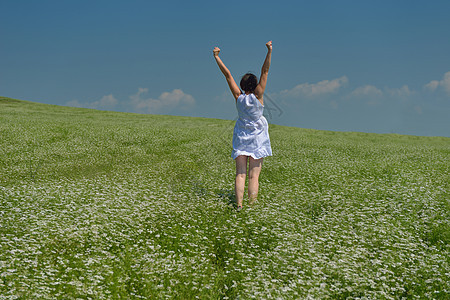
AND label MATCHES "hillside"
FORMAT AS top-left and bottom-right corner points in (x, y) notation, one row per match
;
(1, 97), (449, 298)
